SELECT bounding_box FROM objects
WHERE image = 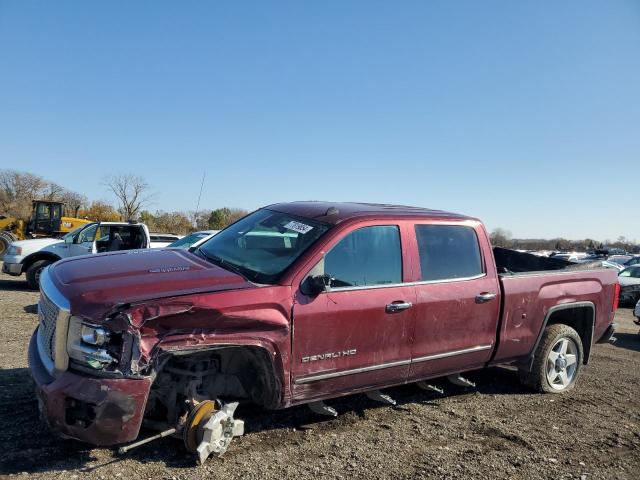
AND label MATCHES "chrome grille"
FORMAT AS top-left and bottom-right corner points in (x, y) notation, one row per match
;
(36, 268), (71, 376)
(38, 291), (59, 362)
